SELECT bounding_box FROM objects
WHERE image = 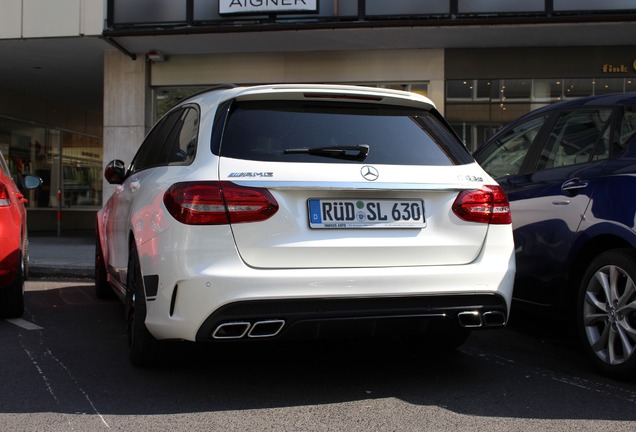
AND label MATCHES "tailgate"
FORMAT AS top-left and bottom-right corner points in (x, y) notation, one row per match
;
(221, 160), (490, 269)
